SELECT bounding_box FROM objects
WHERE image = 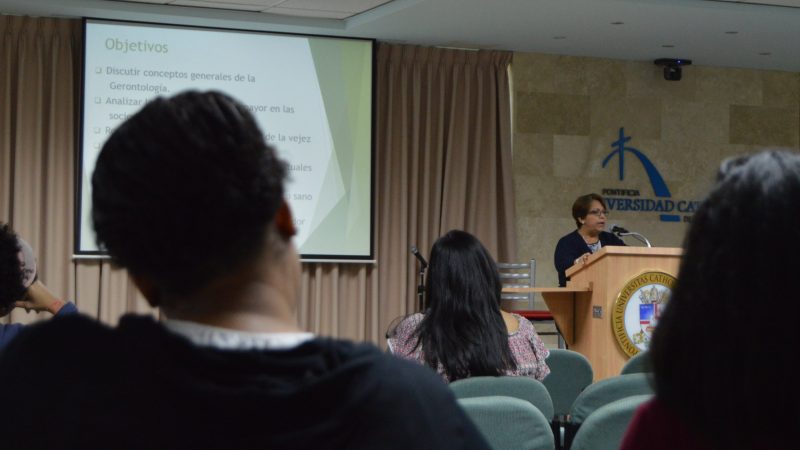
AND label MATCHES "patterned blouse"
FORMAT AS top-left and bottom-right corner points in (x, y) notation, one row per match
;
(387, 313), (550, 382)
